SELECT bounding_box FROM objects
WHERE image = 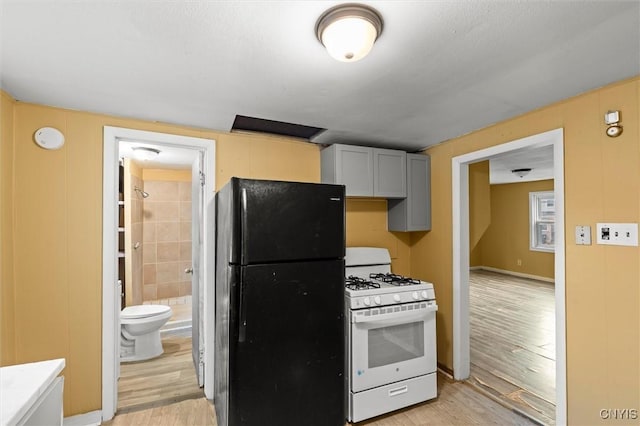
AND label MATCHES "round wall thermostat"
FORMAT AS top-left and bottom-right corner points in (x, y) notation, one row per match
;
(34, 127), (65, 150)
